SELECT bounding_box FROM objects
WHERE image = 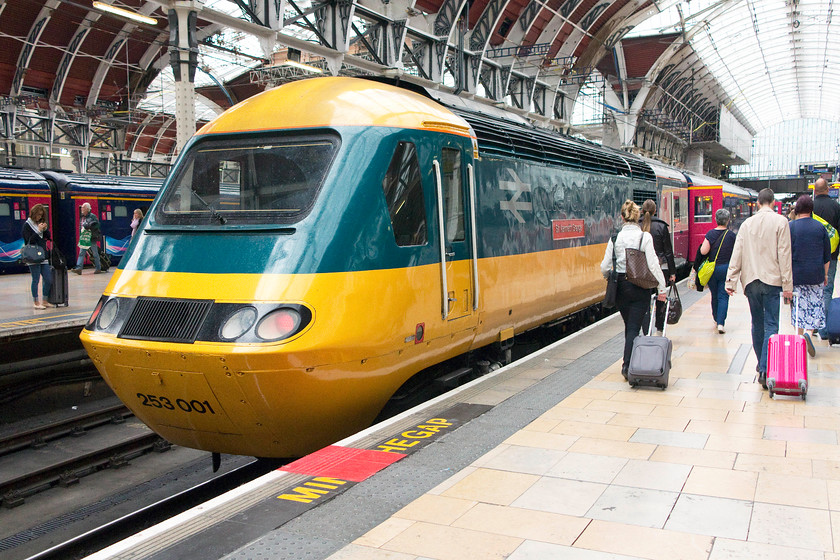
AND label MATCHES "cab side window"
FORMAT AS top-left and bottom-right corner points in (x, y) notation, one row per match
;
(382, 142), (427, 246)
